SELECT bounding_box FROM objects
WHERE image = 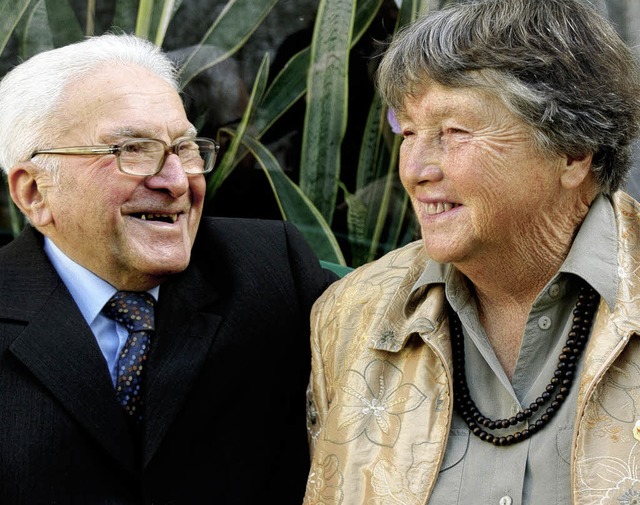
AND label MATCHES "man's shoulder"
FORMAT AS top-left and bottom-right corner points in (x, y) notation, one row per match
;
(197, 216), (288, 243)
(192, 216), (316, 271)
(0, 226), (45, 267)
